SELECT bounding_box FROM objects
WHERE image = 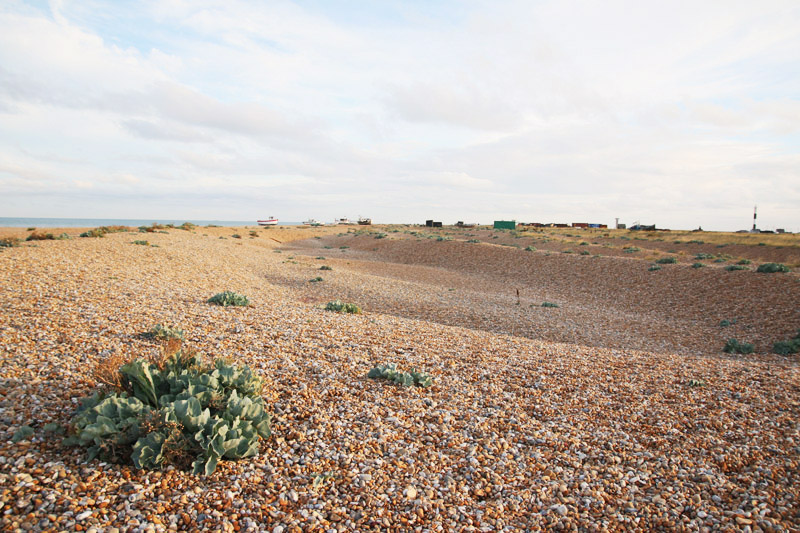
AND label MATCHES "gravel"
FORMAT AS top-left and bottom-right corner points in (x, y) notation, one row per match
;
(0, 225), (798, 531)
